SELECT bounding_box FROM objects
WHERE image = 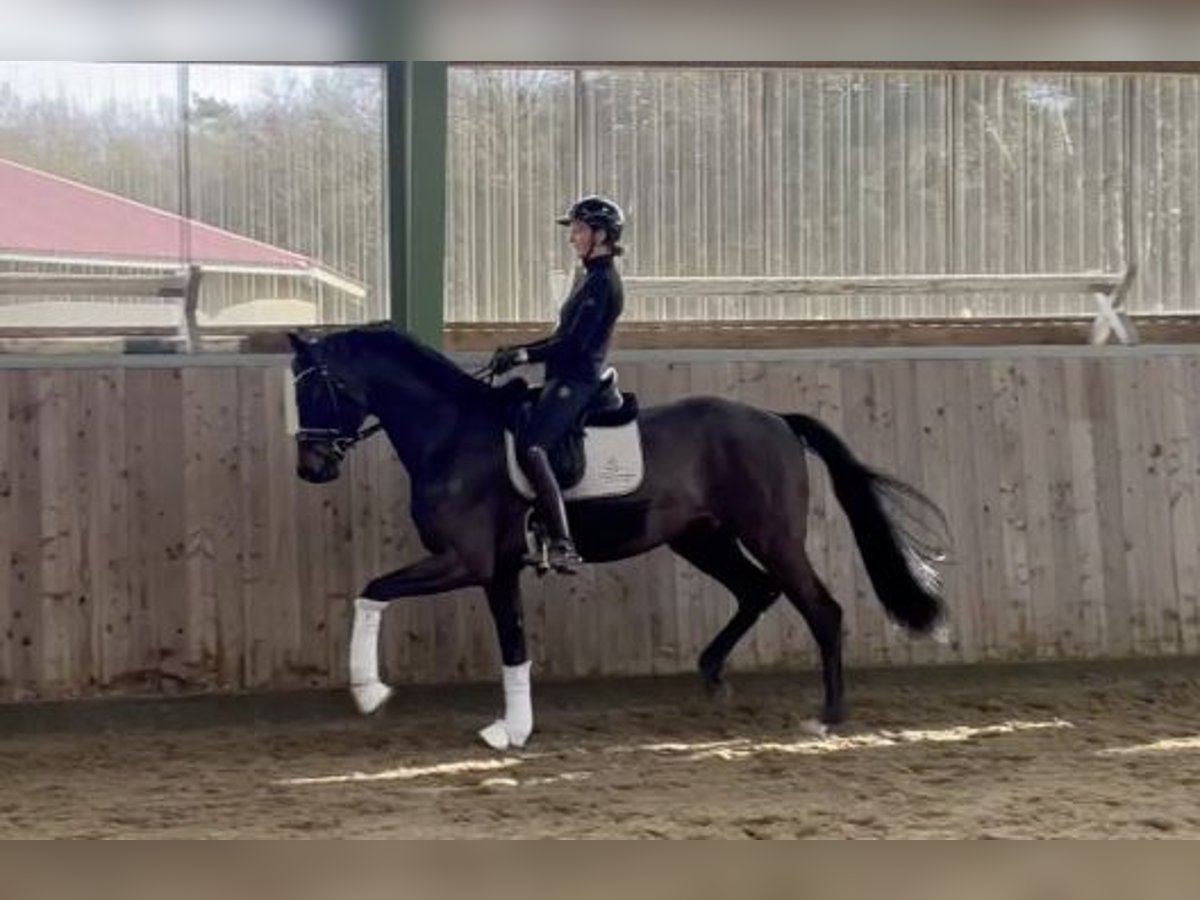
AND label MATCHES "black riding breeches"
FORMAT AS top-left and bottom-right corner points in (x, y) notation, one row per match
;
(516, 377), (597, 459)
